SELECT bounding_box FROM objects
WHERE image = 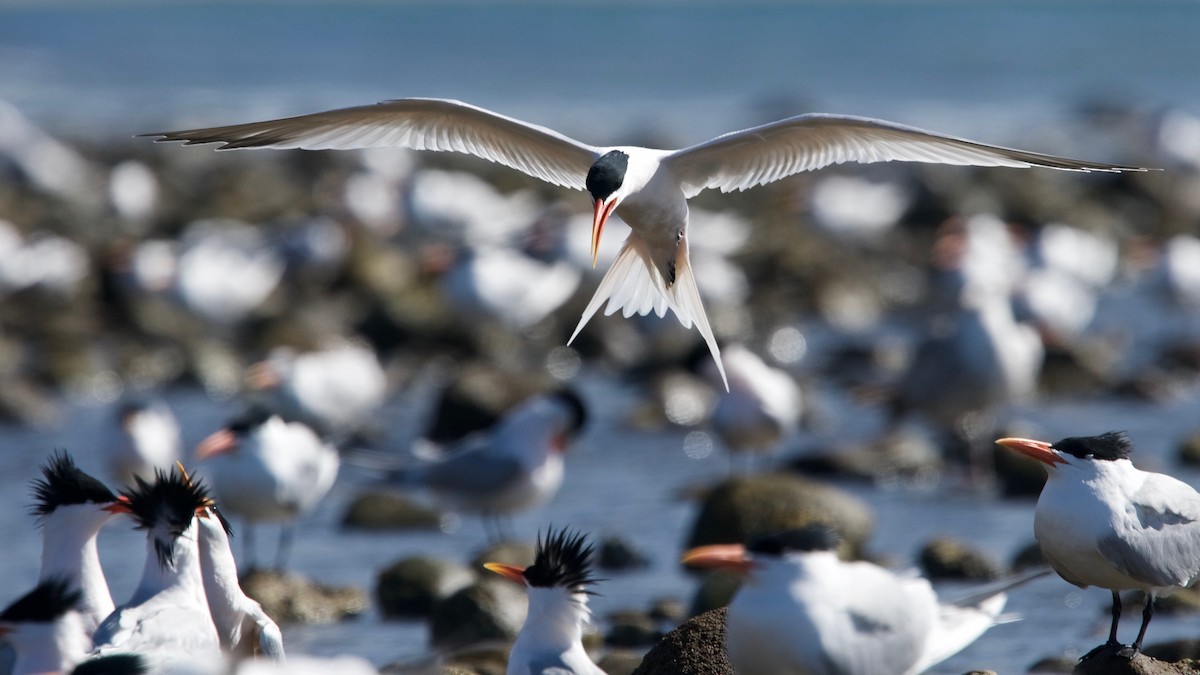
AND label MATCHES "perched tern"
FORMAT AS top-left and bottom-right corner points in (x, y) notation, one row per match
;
(483, 528), (606, 675)
(996, 431), (1200, 657)
(146, 98), (1149, 388)
(194, 502), (285, 661)
(682, 527), (1011, 675)
(195, 408), (339, 569)
(698, 343), (802, 468)
(390, 390), (586, 541)
(91, 467), (222, 668)
(105, 399), (183, 487)
(0, 578), (89, 675)
(30, 451), (130, 636)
